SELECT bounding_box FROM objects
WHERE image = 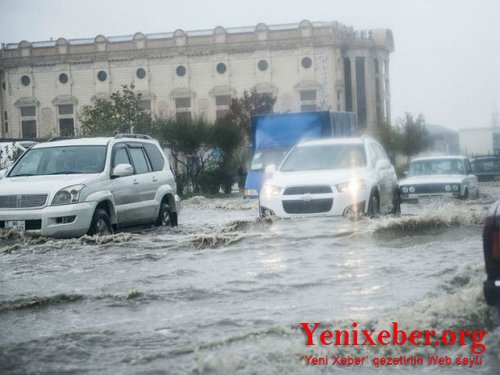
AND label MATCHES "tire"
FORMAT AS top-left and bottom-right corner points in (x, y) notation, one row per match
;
(156, 201), (173, 227)
(391, 189), (401, 215)
(460, 188), (469, 200)
(88, 208), (112, 236)
(366, 190), (380, 218)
